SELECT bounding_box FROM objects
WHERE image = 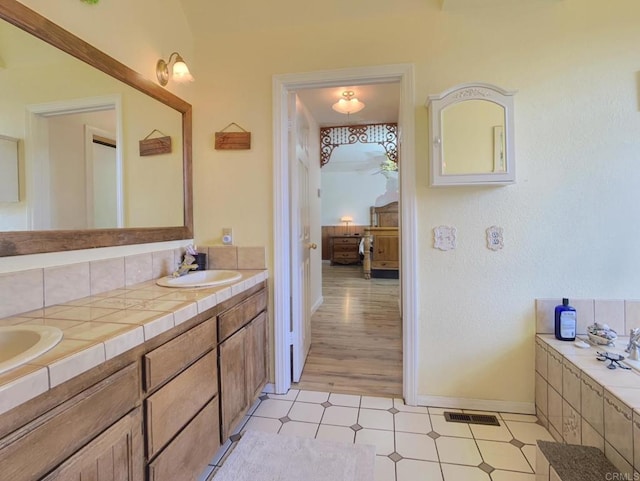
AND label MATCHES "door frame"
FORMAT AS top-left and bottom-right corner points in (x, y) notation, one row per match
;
(272, 63), (419, 405)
